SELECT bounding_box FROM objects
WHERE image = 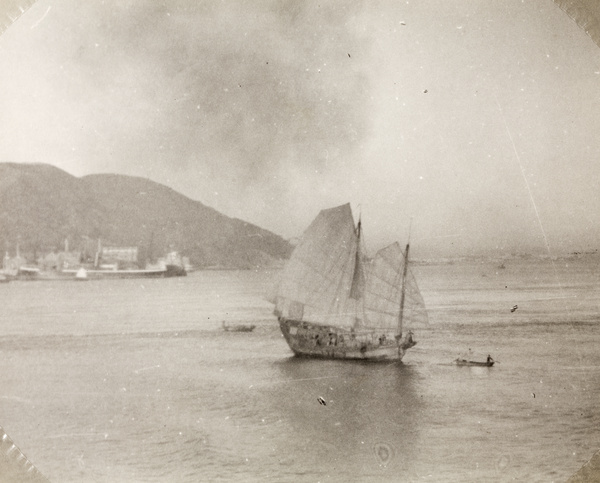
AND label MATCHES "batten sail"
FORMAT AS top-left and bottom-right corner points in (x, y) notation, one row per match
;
(363, 242), (404, 331)
(361, 242), (426, 329)
(273, 203), (362, 328)
(402, 268), (429, 329)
